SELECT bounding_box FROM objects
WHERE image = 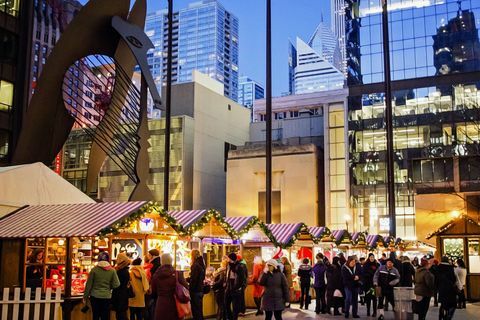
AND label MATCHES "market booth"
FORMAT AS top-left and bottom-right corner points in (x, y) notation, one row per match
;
(308, 226), (334, 259)
(426, 215), (480, 300)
